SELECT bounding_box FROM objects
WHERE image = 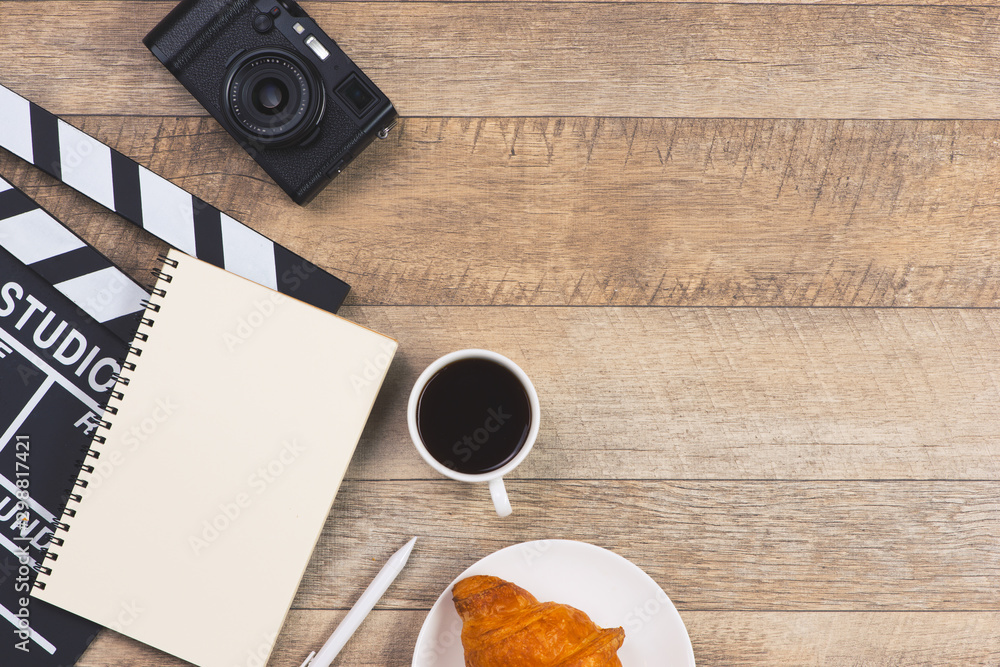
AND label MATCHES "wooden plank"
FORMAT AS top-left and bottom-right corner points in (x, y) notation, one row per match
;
(4, 4), (1000, 118)
(77, 610), (1000, 667)
(338, 307), (1000, 480)
(289, 480), (999, 610)
(681, 611), (1000, 665)
(5, 116), (1000, 308)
